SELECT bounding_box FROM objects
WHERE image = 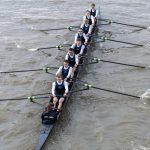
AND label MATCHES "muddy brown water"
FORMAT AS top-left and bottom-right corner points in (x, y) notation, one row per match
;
(0, 0), (150, 150)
